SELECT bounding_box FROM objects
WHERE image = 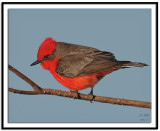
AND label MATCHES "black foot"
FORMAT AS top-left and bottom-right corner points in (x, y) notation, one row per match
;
(70, 90), (80, 99)
(88, 88), (95, 103)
